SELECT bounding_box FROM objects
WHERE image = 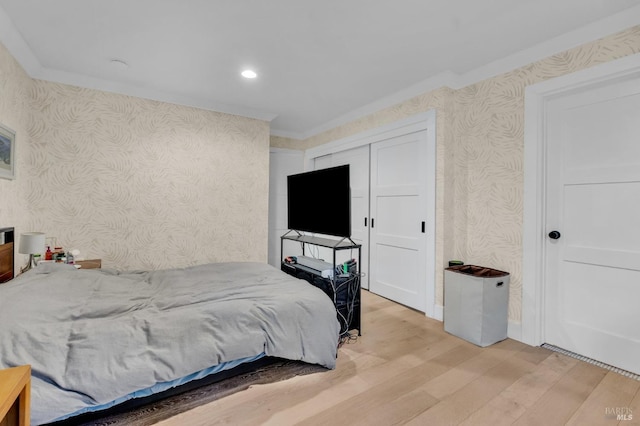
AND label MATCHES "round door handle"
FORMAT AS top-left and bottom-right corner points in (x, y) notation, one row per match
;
(548, 231), (561, 240)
